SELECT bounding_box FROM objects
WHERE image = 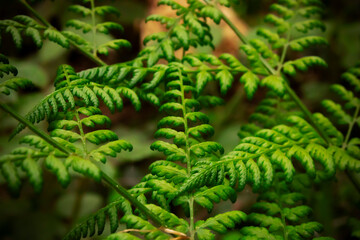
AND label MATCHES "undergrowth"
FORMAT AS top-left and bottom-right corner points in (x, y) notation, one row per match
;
(0, 0), (359, 239)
